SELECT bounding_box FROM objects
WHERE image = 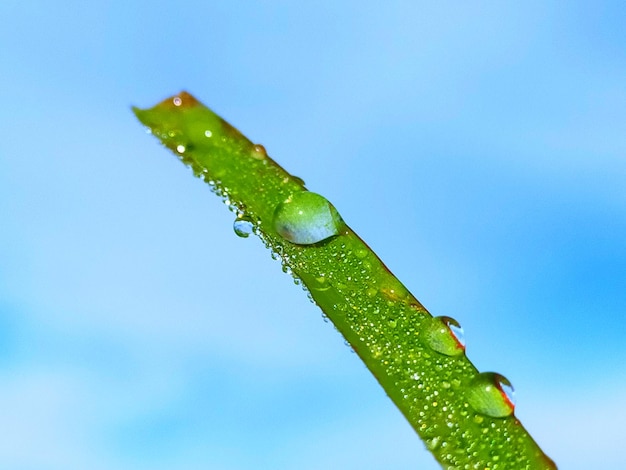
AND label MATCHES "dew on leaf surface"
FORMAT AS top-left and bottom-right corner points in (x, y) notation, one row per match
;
(424, 316), (466, 356)
(273, 192), (344, 245)
(311, 276), (331, 292)
(233, 216), (254, 238)
(466, 372), (515, 418)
